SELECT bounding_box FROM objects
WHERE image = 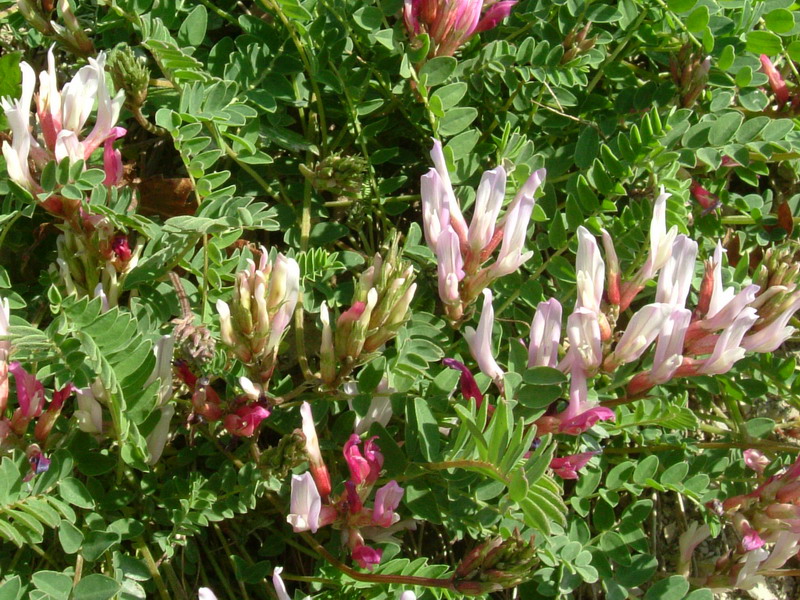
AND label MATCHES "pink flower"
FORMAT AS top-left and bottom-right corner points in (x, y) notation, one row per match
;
(760, 55), (790, 106)
(575, 226), (605, 315)
(442, 358), (483, 407)
(372, 480), (404, 527)
(301, 402), (332, 499)
(403, 0), (517, 58)
(550, 452), (598, 479)
(528, 298), (562, 368)
(464, 289), (504, 381)
(102, 126), (126, 186)
(344, 435), (383, 486)
(272, 567), (291, 600)
(224, 403), (270, 437)
(559, 406), (615, 436)
(744, 449), (770, 475)
(436, 228), (465, 305)
(690, 181), (721, 213)
(607, 303), (670, 366)
(352, 542), (383, 570)
(287, 472), (321, 533)
(8, 362), (45, 419)
(474, 0), (517, 32)
(565, 308), (602, 371)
